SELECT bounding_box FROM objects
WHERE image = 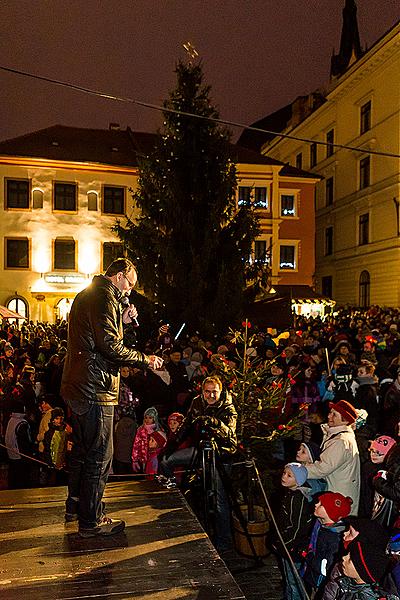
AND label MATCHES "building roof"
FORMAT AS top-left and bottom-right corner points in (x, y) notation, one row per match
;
(0, 124), (319, 178)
